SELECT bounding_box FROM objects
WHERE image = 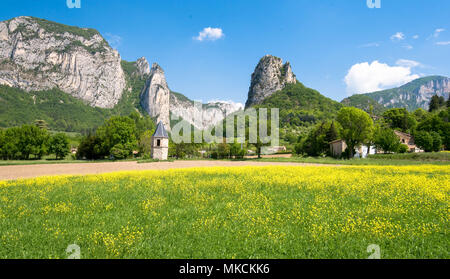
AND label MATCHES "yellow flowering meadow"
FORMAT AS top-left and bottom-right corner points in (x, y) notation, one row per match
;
(0, 165), (448, 259)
